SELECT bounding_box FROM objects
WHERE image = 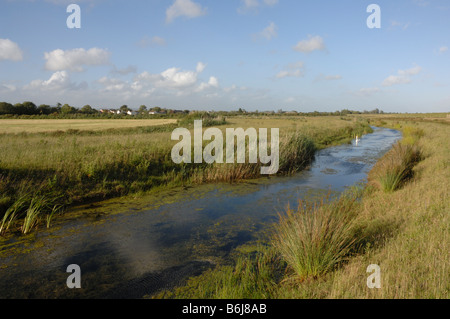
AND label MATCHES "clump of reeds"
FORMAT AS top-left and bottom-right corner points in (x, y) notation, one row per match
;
(272, 195), (359, 281)
(0, 192), (64, 235)
(369, 142), (422, 193)
(278, 133), (316, 174)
